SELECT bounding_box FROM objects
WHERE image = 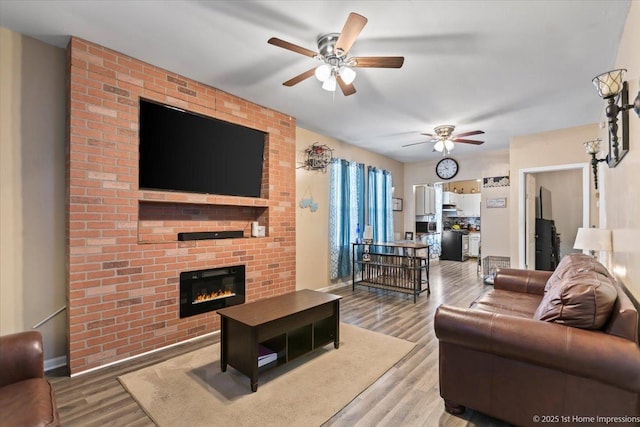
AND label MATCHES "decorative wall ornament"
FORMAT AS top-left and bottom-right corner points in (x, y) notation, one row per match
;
(392, 197), (403, 211)
(486, 197), (507, 208)
(299, 197), (318, 212)
(483, 176), (510, 188)
(299, 142), (334, 172)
